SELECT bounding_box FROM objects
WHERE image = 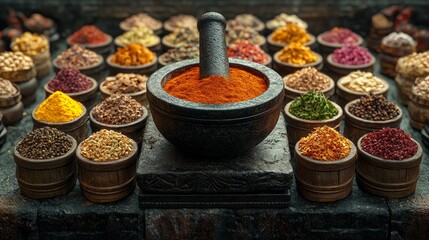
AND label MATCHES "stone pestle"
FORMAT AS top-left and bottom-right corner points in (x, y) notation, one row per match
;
(197, 12), (230, 80)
